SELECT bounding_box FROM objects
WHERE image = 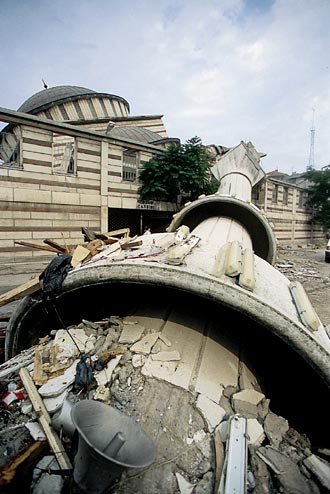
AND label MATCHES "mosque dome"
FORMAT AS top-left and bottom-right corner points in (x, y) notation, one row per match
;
(17, 85), (130, 121)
